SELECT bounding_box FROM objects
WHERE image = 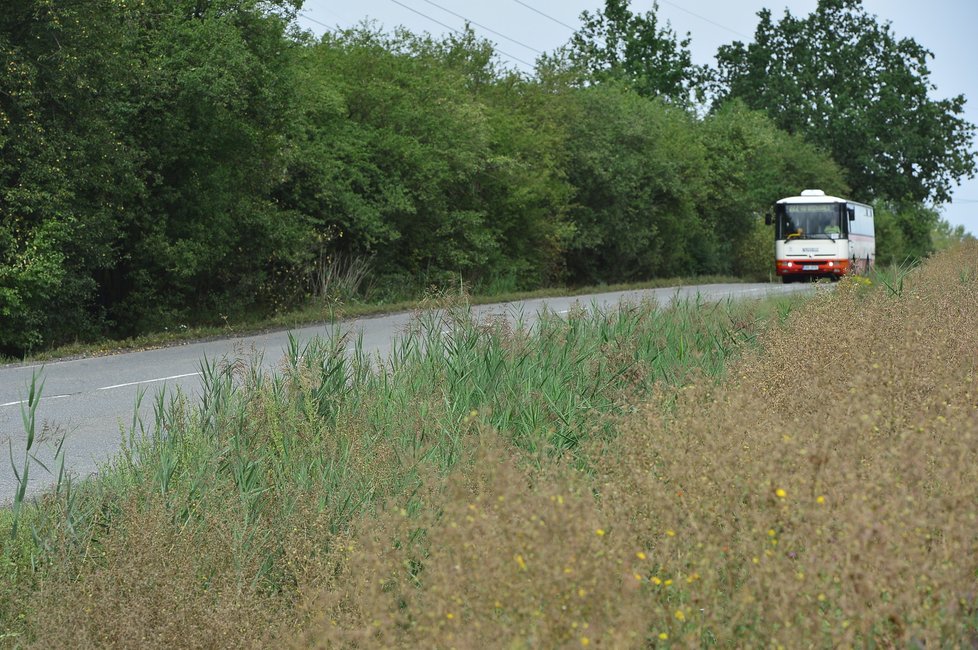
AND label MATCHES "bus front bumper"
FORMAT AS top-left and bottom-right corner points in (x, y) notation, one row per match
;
(776, 258), (850, 277)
